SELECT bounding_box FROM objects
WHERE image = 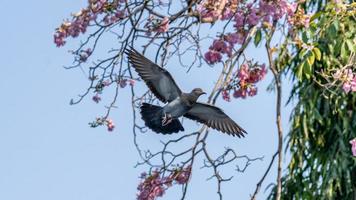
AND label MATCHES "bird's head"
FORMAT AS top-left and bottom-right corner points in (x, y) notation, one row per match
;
(191, 88), (206, 98)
